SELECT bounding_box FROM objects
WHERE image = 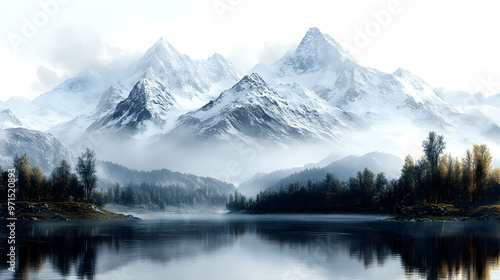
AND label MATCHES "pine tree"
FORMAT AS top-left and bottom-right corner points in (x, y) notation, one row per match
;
(51, 160), (72, 201)
(360, 168), (375, 204)
(70, 173), (84, 202)
(375, 173), (388, 196)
